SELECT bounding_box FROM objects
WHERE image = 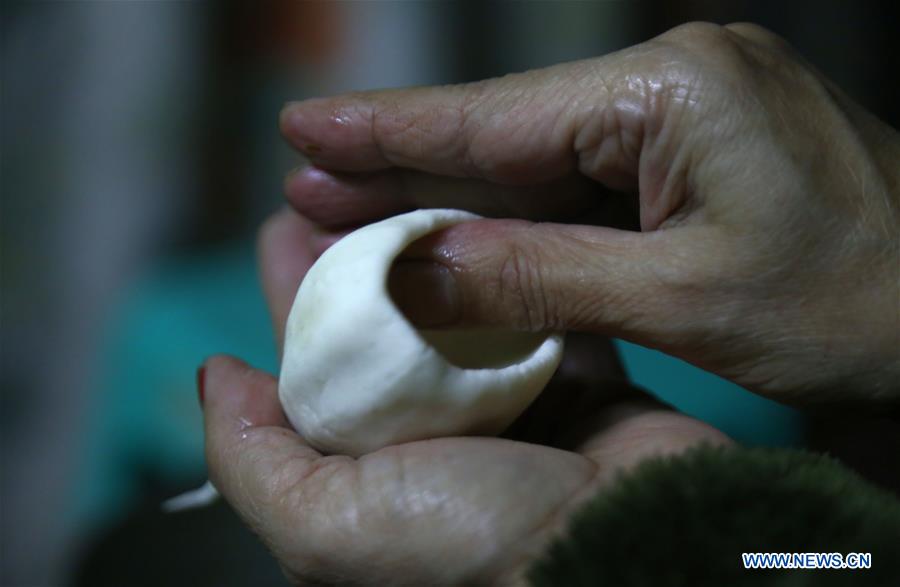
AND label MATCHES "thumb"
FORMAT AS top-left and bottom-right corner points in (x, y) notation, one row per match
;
(390, 219), (697, 345)
(201, 355), (324, 539)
